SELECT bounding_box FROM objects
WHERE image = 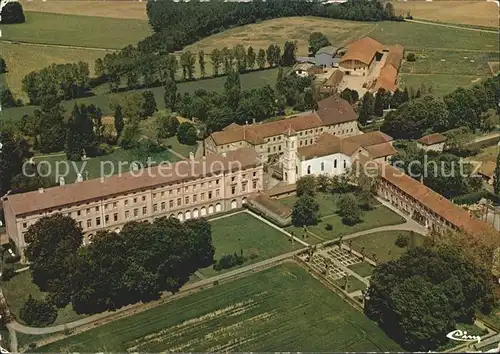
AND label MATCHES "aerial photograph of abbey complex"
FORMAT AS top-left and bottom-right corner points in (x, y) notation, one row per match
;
(0, 0), (499, 352)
